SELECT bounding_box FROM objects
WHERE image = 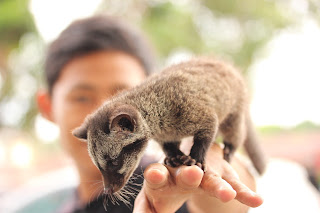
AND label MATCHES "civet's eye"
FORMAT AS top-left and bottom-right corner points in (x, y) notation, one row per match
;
(111, 161), (118, 166)
(108, 160), (119, 167)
